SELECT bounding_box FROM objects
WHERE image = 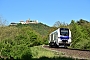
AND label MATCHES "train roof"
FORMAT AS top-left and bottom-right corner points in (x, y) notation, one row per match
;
(50, 28), (70, 35)
(60, 28), (69, 30)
